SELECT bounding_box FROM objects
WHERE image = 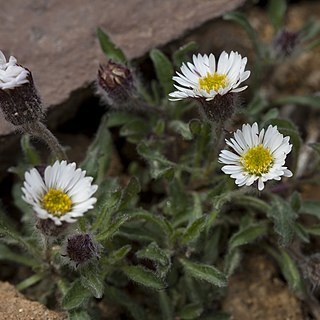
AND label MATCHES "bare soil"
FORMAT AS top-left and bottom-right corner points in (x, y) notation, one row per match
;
(0, 282), (66, 320)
